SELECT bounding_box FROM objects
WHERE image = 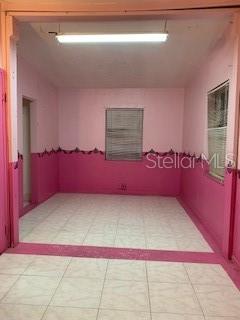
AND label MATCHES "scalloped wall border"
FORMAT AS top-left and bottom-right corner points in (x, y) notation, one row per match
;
(15, 148), (236, 176)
